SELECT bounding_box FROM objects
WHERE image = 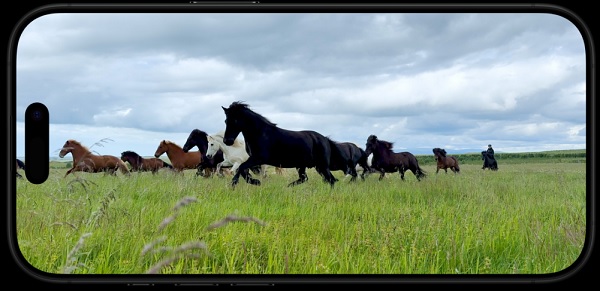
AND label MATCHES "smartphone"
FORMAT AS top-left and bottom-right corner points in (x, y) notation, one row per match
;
(7, 2), (594, 286)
